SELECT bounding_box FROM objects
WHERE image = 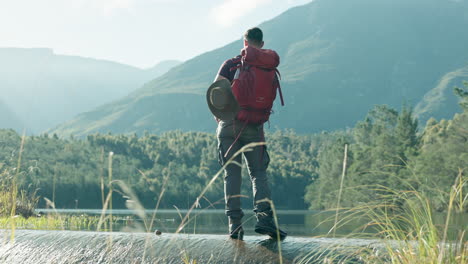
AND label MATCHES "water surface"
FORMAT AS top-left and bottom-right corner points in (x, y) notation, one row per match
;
(35, 209), (468, 239)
